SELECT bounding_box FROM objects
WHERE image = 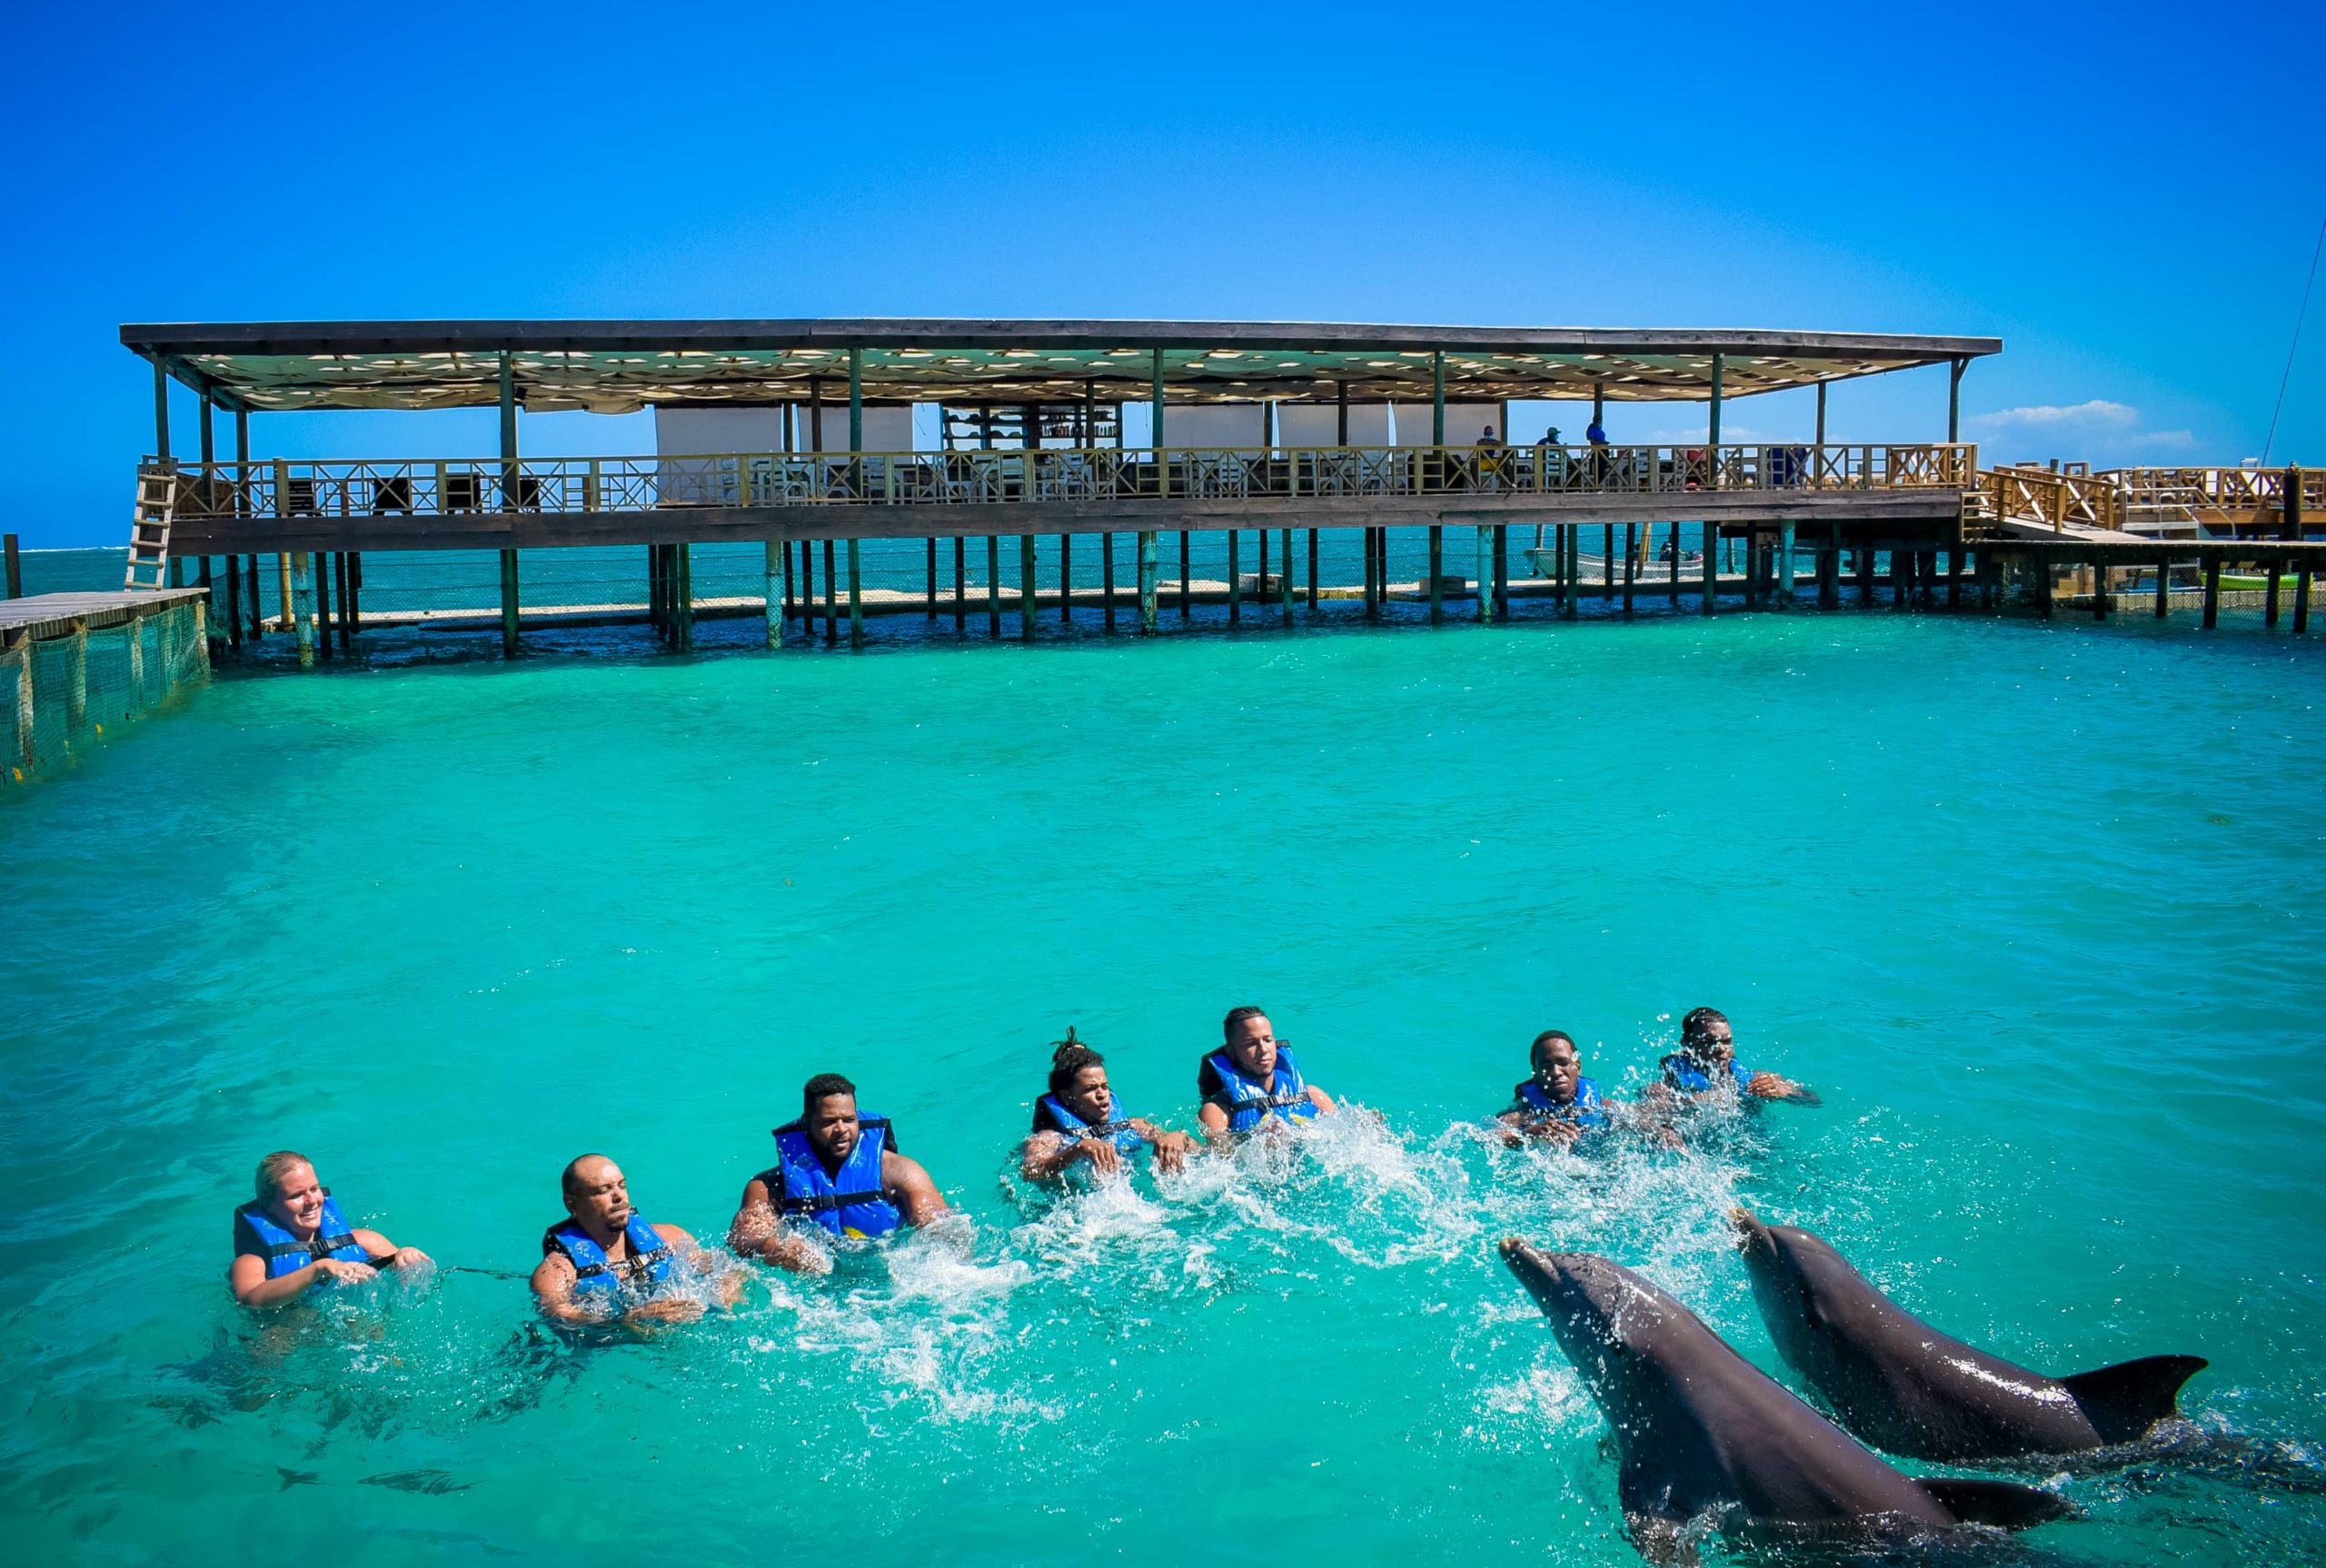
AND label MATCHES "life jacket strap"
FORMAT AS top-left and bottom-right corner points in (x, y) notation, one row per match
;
(780, 1190), (884, 1215)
